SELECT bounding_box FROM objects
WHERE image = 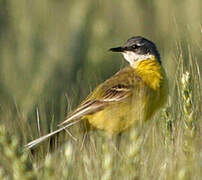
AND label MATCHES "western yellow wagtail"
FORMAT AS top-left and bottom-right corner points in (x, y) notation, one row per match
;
(26, 36), (168, 149)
